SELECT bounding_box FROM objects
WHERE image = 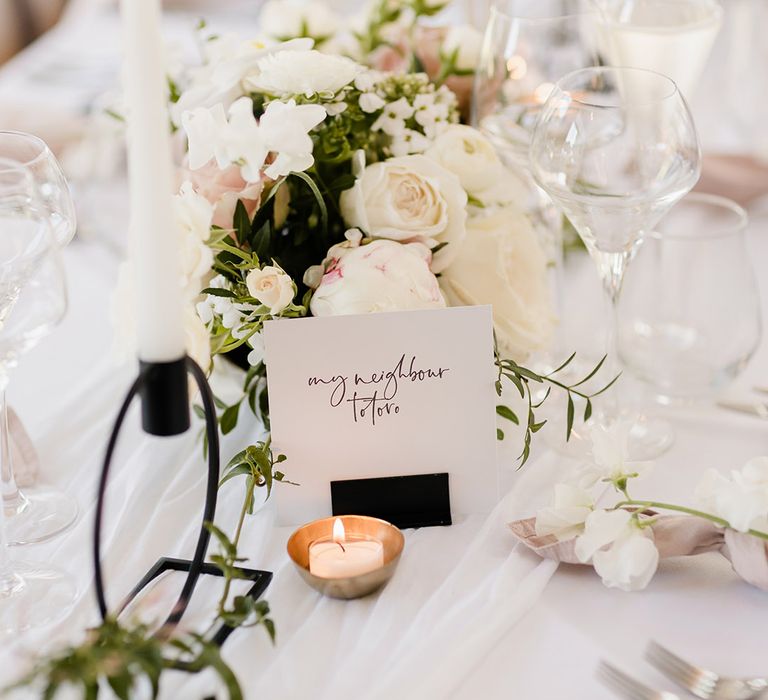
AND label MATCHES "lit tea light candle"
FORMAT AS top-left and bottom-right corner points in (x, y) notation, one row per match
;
(308, 518), (384, 579)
